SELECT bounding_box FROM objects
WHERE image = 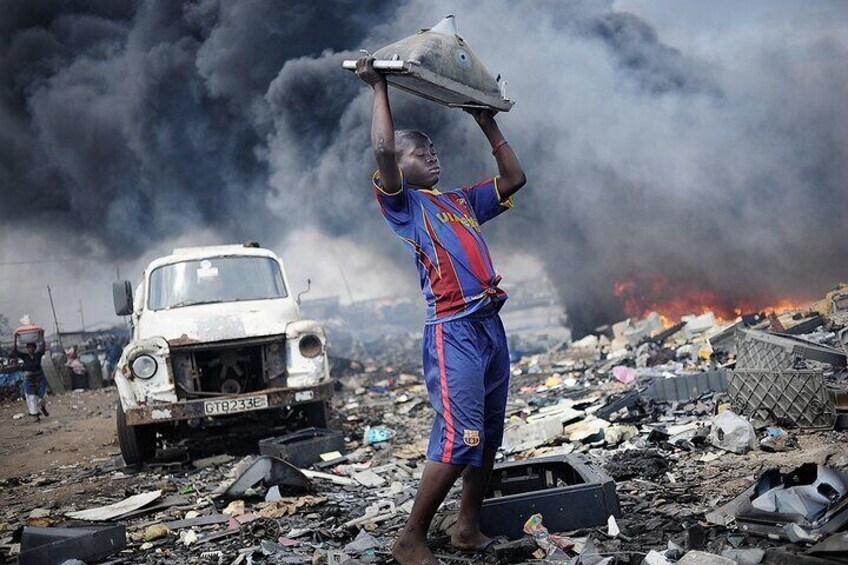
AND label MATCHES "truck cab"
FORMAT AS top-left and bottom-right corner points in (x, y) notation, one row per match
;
(112, 243), (332, 464)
